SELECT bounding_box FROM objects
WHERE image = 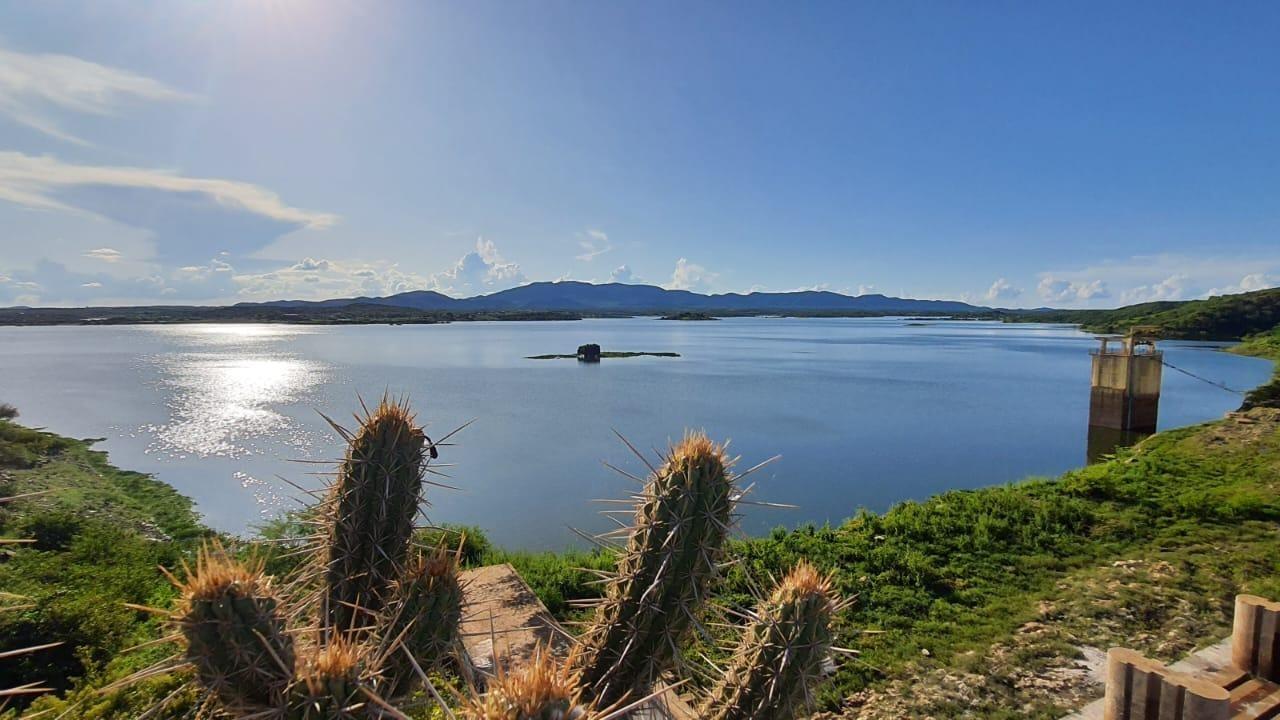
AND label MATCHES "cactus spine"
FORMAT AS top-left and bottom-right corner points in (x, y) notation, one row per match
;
(324, 397), (429, 635)
(375, 544), (464, 698)
(289, 636), (372, 720)
(701, 561), (836, 720)
(464, 647), (595, 720)
(175, 544), (296, 713)
(576, 432), (736, 708)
